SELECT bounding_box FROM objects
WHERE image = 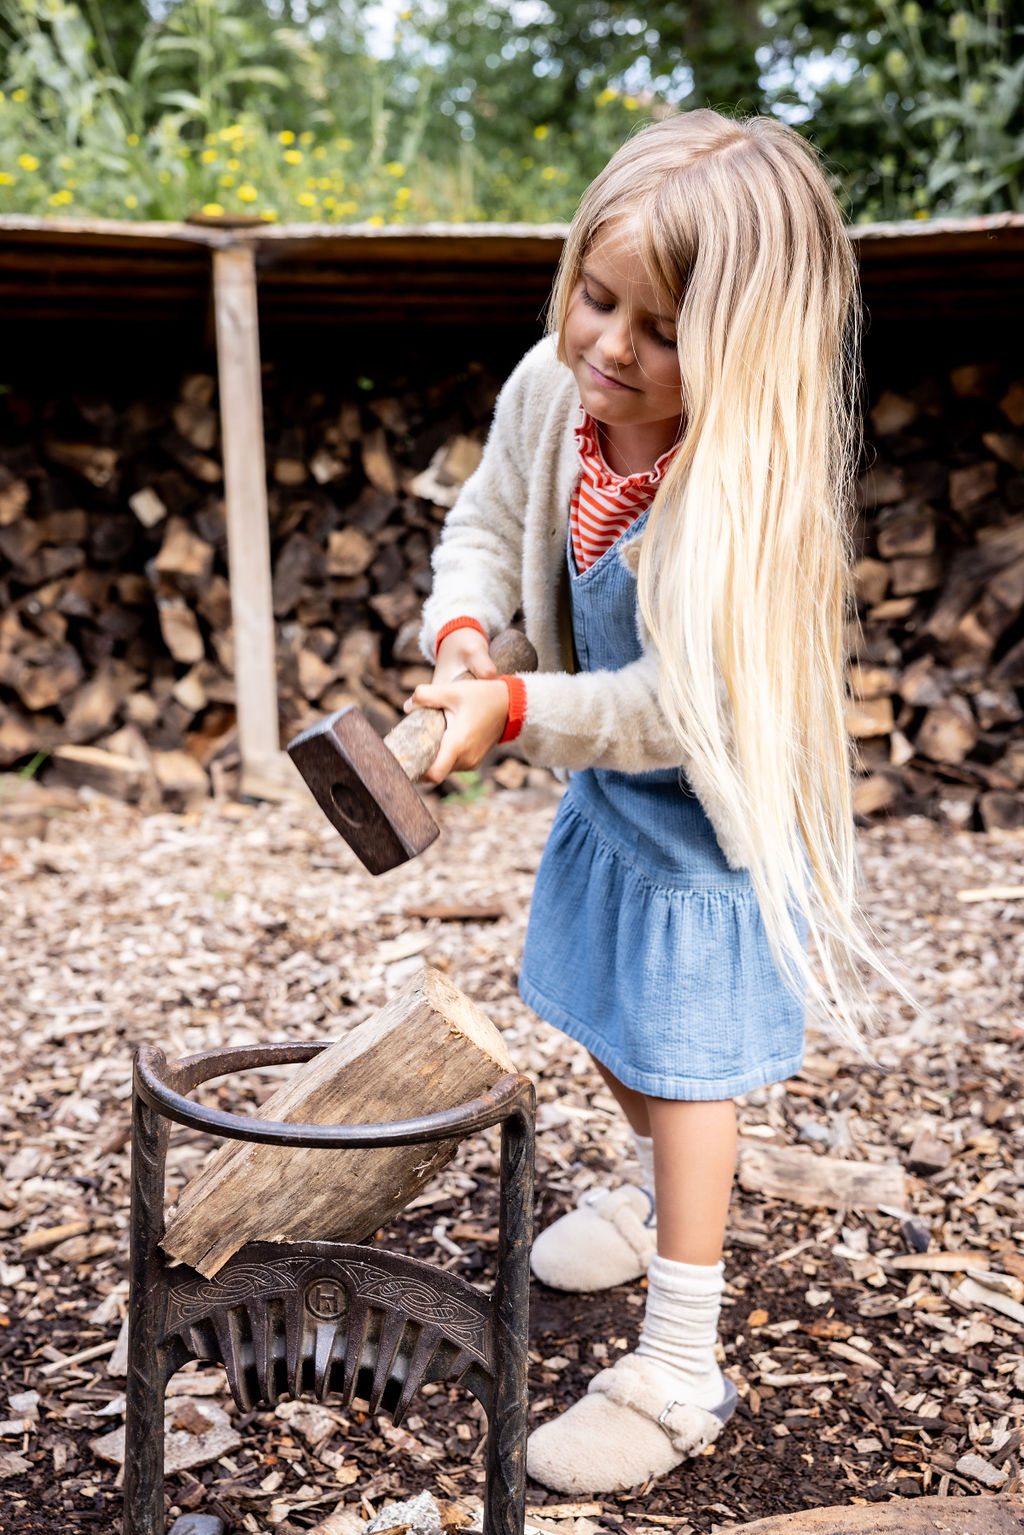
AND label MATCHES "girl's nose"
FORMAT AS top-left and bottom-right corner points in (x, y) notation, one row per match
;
(598, 315), (635, 370)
